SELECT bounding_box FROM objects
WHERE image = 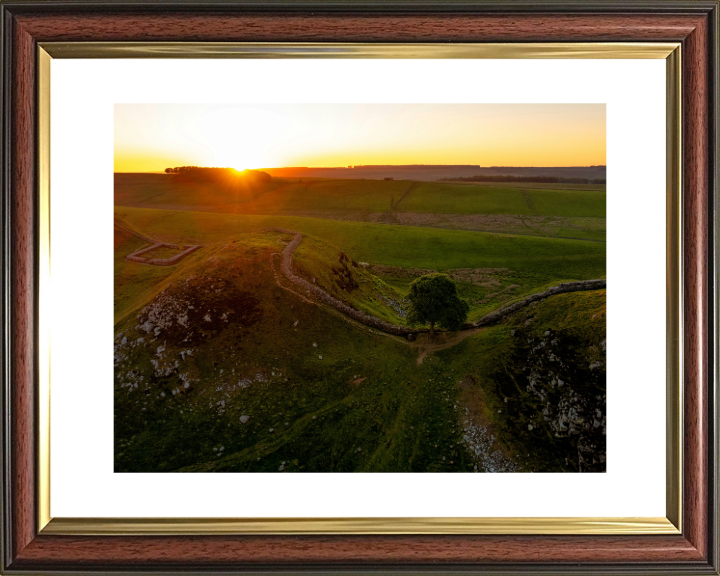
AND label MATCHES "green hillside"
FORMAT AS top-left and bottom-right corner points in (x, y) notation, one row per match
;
(115, 207), (605, 278)
(115, 174), (606, 241)
(114, 228), (605, 473)
(436, 289), (606, 472)
(115, 206), (605, 321)
(114, 230), (470, 472)
(114, 173), (606, 473)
